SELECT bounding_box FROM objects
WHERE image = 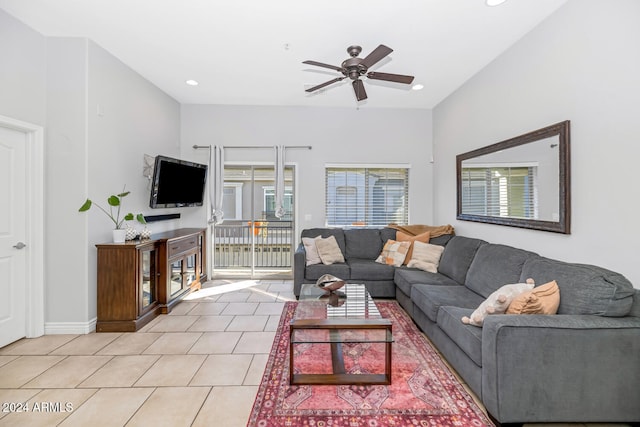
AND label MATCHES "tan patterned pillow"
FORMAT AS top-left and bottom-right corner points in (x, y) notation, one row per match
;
(375, 239), (411, 267)
(396, 231), (430, 265)
(507, 280), (560, 315)
(315, 235), (345, 265)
